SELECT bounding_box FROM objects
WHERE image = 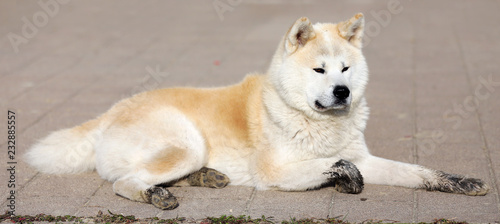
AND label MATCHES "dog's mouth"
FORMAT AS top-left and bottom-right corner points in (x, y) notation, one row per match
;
(315, 100), (327, 110)
(314, 100), (349, 111)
